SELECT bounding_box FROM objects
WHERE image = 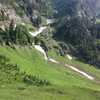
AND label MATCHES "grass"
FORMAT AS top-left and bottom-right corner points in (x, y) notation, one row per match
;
(0, 46), (100, 100)
(48, 50), (100, 81)
(0, 84), (100, 100)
